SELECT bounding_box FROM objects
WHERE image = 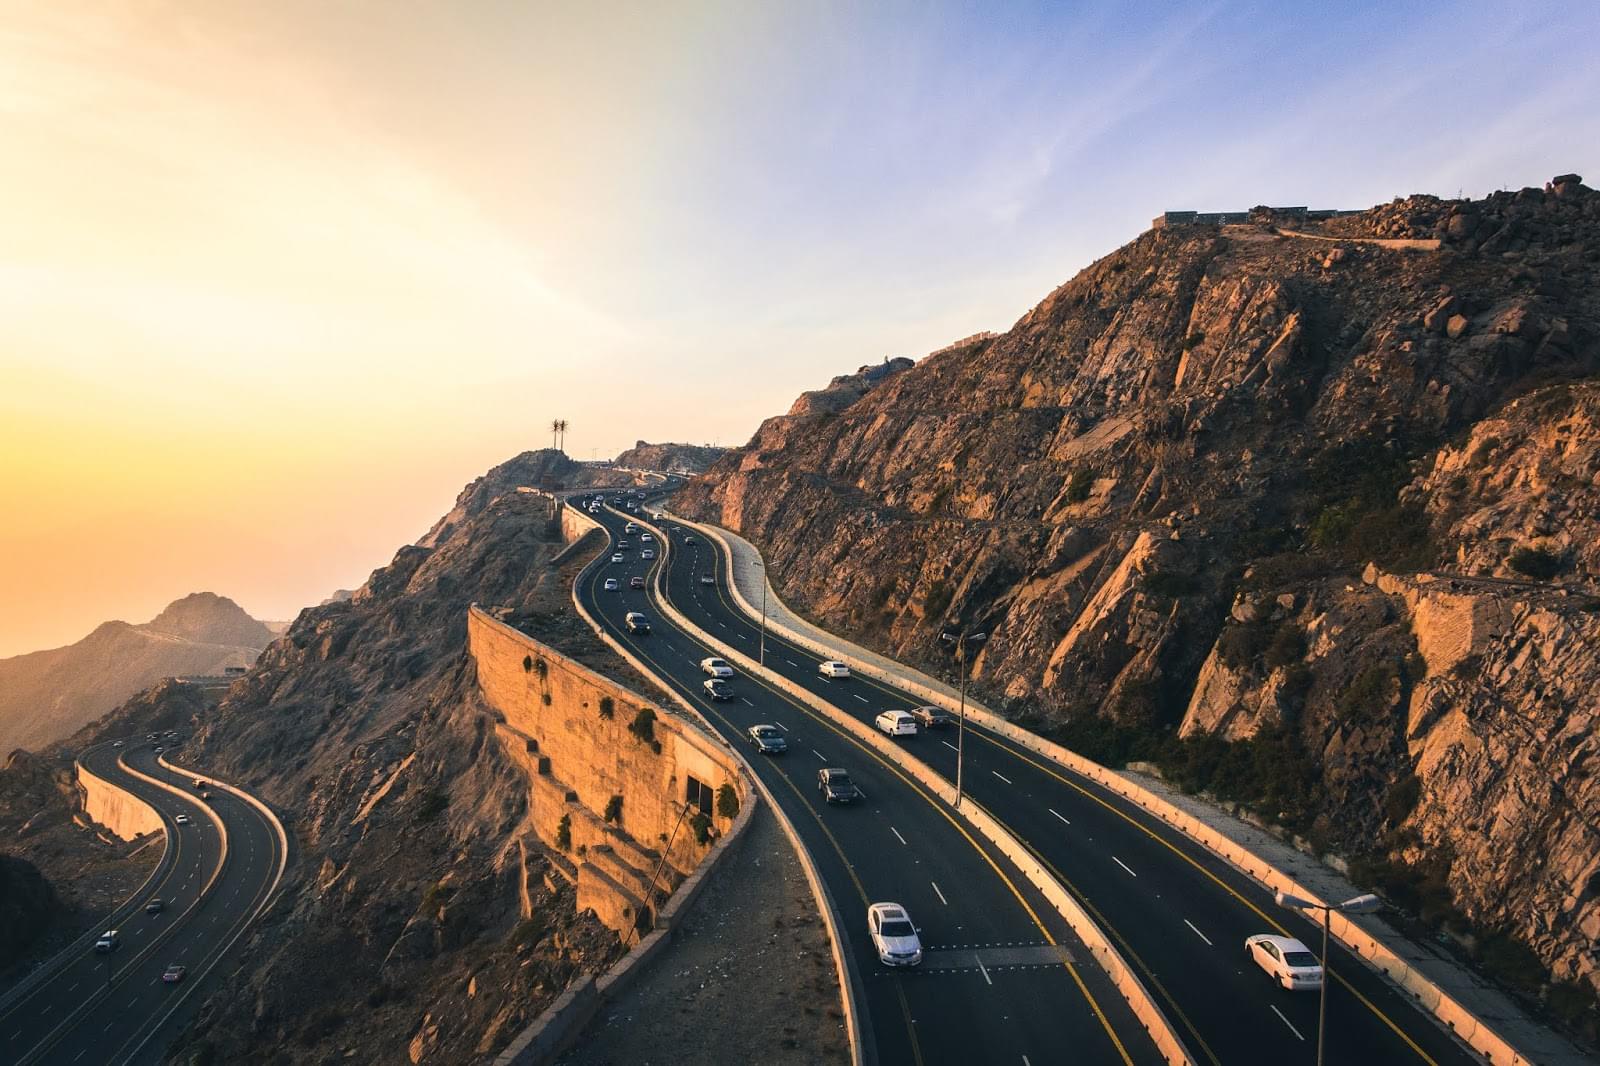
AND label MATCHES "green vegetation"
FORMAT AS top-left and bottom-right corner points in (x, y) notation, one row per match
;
(555, 813), (571, 850)
(1142, 570), (1196, 599)
(1262, 621), (1306, 669)
(1182, 331), (1206, 350)
(1065, 467), (1096, 503)
(690, 811), (713, 845)
(603, 794), (623, 824)
(598, 696), (615, 719)
(922, 580), (954, 622)
(1303, 440), (1434, 570)
(420, 880), (453, 911)
(1508, 546), (1562, 579)
(628, 706), (656, 743)
(1383, 775), (1422, 824)
(1216, 617), (1304, 672)
(1337, 662), (1398, 721)
(716, 783), (741, 820)
(522, 654), (533, 672)
(508, 915), (547, 949)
